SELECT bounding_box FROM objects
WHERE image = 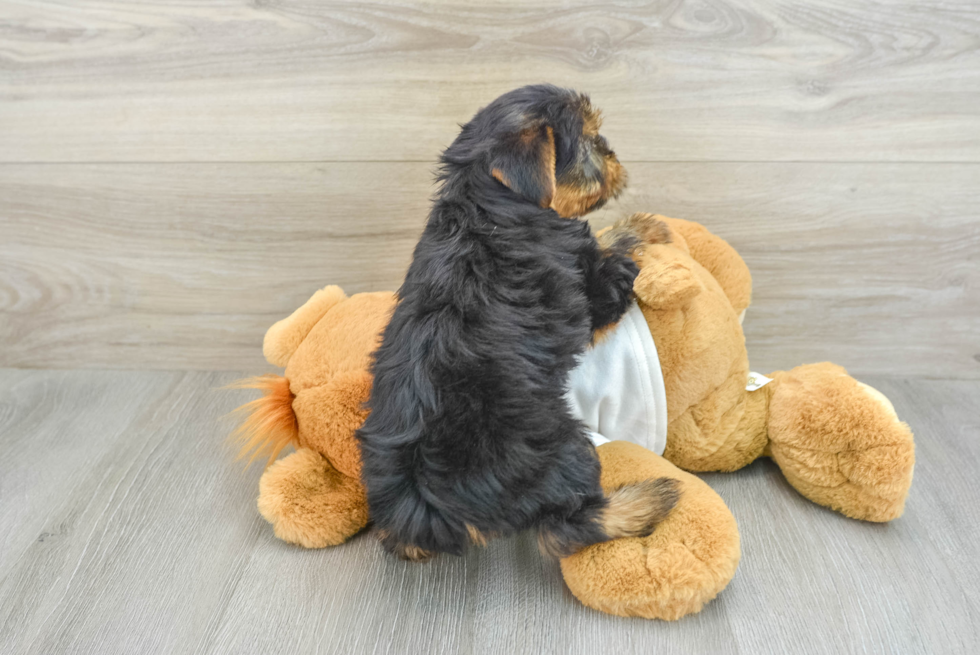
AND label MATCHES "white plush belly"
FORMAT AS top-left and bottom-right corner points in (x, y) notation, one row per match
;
(565, 302), (668, 456)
